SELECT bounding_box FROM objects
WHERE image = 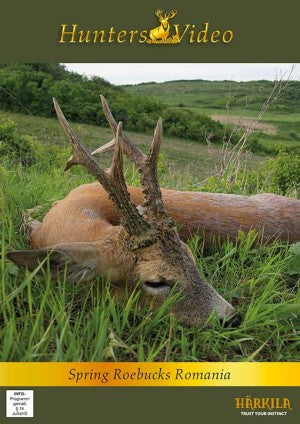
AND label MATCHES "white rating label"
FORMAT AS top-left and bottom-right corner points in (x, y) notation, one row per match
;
(6, 390), (34, 418)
